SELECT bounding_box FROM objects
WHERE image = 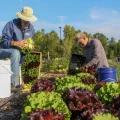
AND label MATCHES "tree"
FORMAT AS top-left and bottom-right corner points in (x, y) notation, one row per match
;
(0, 36), (1, 47)
(32, 27), (119, 60)
(33, 30), (44, 51)
(71, 43), (83, 55)
(87, 33), (93, 38)
(76, 30), (81, 33)
(93, 33), (108, 53)
(110, 50), (115, 59)
(41, 30), (60, 58)
(33, 29), (61, 58)
(107, 37), (117, 58)
(117, 41), (120, 57)
(63, 25), (76, 58)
